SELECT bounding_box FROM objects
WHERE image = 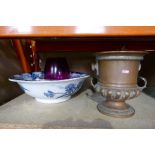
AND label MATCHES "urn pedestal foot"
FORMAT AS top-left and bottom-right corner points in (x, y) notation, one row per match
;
(97, 101), (135, 118)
